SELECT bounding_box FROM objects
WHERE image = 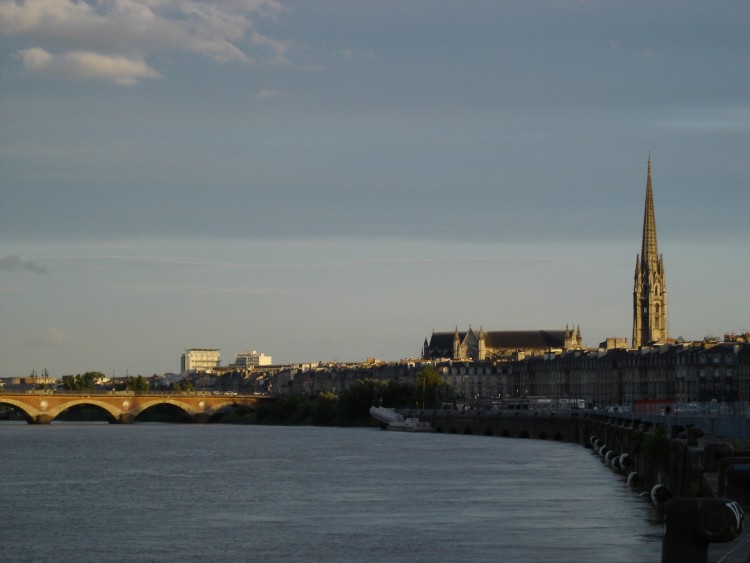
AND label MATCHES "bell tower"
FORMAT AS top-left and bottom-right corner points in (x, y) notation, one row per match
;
(632, 158), (668, 347)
